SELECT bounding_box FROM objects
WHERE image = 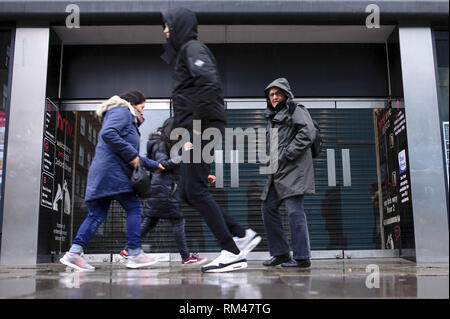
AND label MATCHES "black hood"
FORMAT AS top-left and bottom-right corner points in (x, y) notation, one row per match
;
(147, 131), (161, 158)
(161, 8), (198, 64)
(148, 117), (175, 147)
(148, 131), (162, 141)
